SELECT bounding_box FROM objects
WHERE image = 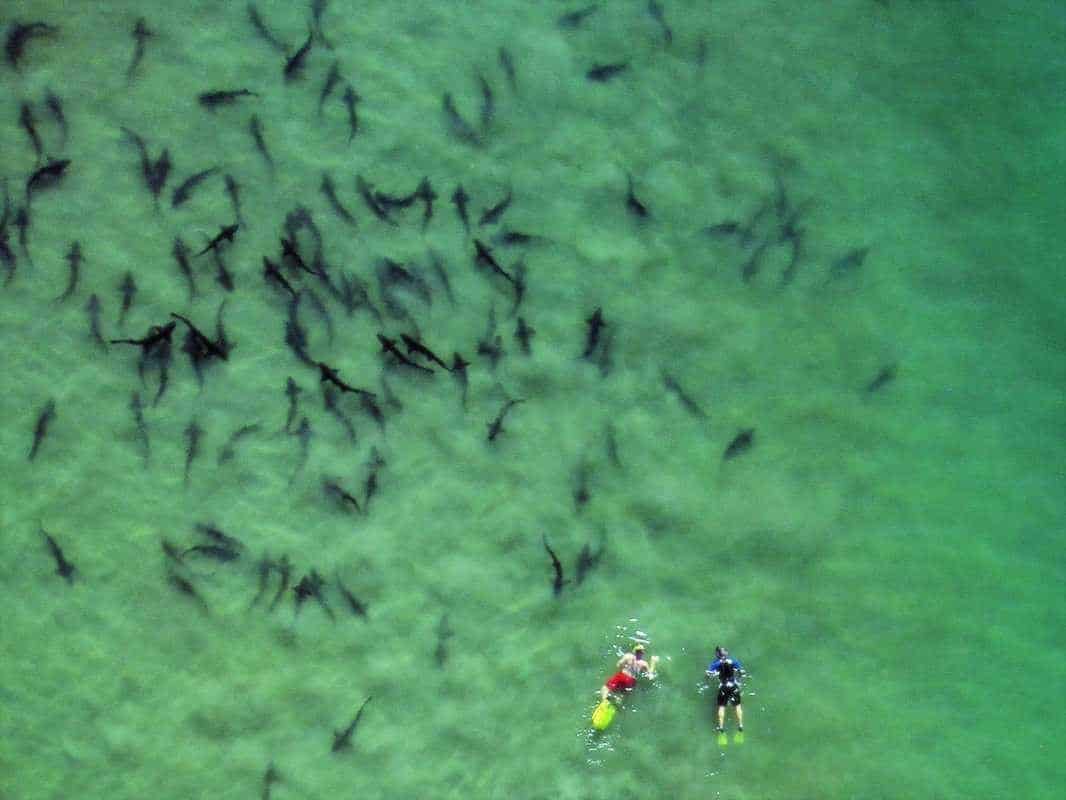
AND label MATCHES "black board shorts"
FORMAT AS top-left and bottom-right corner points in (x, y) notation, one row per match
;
(717, 681), (742, 707)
